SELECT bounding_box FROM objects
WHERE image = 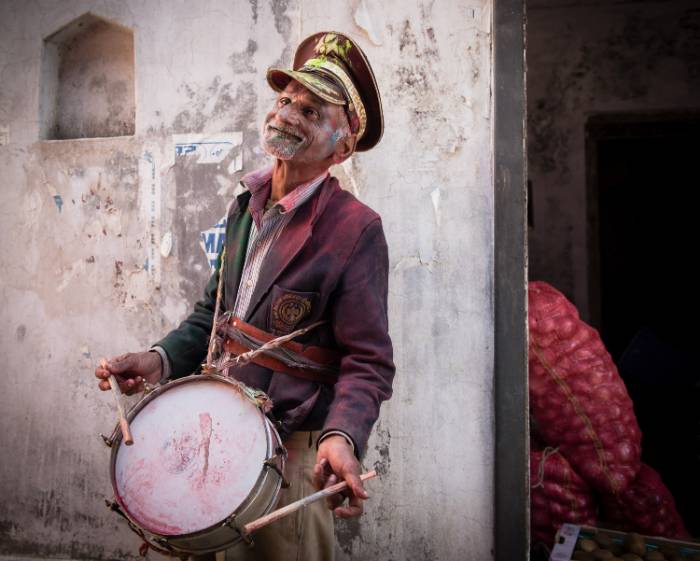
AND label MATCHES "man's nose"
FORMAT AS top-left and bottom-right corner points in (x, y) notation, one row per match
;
(276, 102), (301, 126)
